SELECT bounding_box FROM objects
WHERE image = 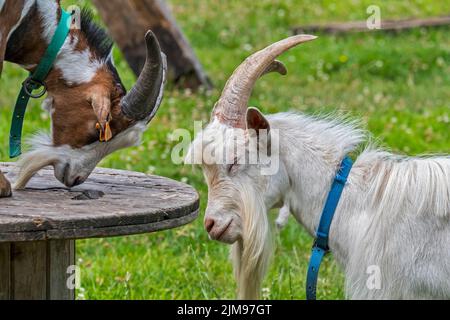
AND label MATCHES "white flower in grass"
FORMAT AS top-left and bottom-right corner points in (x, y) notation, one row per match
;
(262, 287), (270, 299)
(77, 287), (86, 300)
